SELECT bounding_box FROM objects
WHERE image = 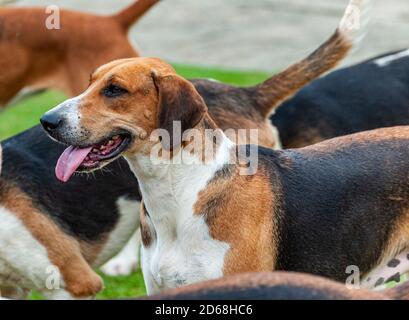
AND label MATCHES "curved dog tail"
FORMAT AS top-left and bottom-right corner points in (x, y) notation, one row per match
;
(114, 0), (160, 30)
(385, 281), (409, 300)
(253, 0), (371, 118)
